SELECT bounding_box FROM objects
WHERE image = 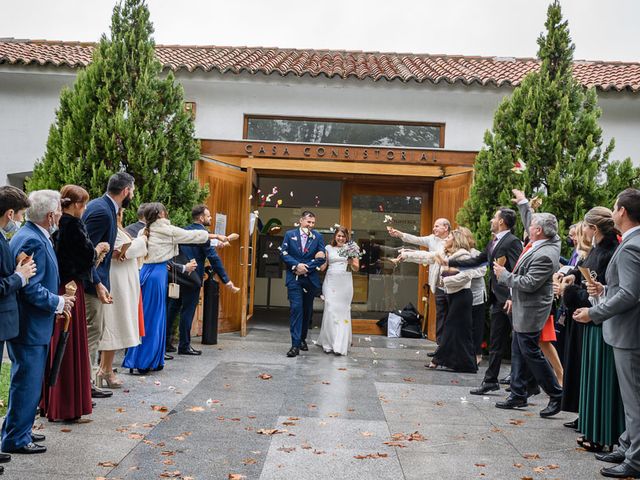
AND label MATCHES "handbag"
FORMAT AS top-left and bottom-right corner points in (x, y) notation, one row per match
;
(170, 254), (202, 290)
